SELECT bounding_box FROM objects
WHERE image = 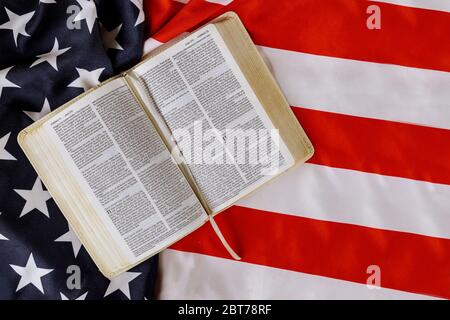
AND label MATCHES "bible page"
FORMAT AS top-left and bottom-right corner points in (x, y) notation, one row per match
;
(42, 78), (207, 264)
(131, 24), (294, 213)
